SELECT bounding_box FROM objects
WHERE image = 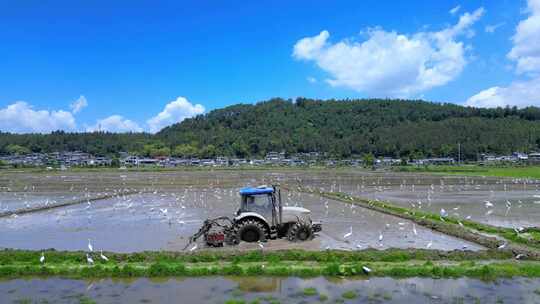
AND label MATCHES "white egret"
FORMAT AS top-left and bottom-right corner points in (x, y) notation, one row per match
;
(88, 239), (93, 252)
(484, 201), (494, 208)
(497, 242), (507, 250)
(343, 226), (353, 239)
(515, 253), (526, 260)
(412, 224), (418, 236)
(100, 250), (109, 261)
(189, 243), (198, 252)
(362, 266), (372, 274)
(440, 208), (447, 217)
(40, 252), (45, 264)
(378, 232), (383, 242)
(86, 253), (94, 265)
(258, 241), (264, 250)
(426, 240), (433, 249)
